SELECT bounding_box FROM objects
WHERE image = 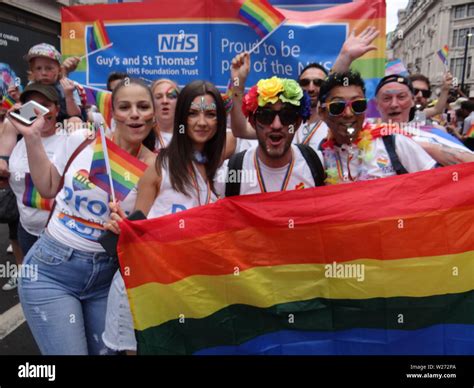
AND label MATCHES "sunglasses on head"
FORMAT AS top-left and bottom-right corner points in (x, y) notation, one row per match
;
(299, 78), (324, 87)
(255, 107), (299, 126)
(413, 88), (431, 98)
(321, 99), (367, 116)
